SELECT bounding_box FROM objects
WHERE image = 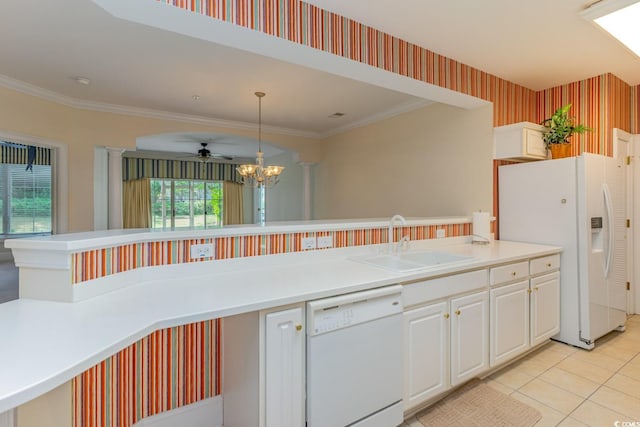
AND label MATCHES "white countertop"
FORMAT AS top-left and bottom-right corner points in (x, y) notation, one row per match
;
(4, 217), (474, 252)
(0, 238), (559, 413)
